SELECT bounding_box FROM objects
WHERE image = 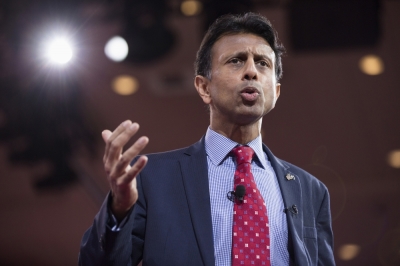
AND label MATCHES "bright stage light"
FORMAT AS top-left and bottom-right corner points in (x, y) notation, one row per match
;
(104, 36), (129, 62)
(46, 38), (73, 64)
